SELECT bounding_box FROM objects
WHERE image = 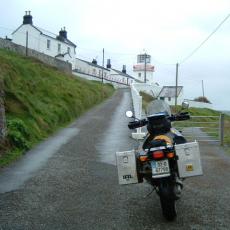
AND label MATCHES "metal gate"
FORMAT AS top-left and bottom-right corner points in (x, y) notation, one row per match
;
(174, 114), (225, 145)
